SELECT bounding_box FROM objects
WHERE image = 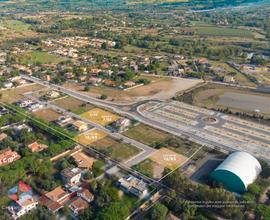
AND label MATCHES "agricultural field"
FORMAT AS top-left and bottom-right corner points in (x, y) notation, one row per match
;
(90, 136), (141, 162)
(52, 96), (94, 114)
(195, 26), (253, 38)
(0, 84), (44, 103)
(80, 108), (119, 126)
(0, 19), (39, 43)
(209, 61), (255, 87)
(74, 129), (107, 145)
